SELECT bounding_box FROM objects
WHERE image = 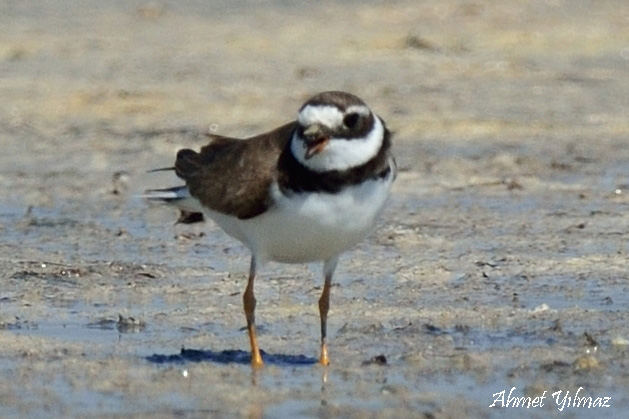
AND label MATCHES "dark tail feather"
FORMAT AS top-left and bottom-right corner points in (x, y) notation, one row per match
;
(147, 167), (175, 173)
(176, 210), (205, 224)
